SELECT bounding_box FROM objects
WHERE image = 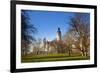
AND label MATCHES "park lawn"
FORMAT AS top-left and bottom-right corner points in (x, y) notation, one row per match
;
(21, 53), (90, 63)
